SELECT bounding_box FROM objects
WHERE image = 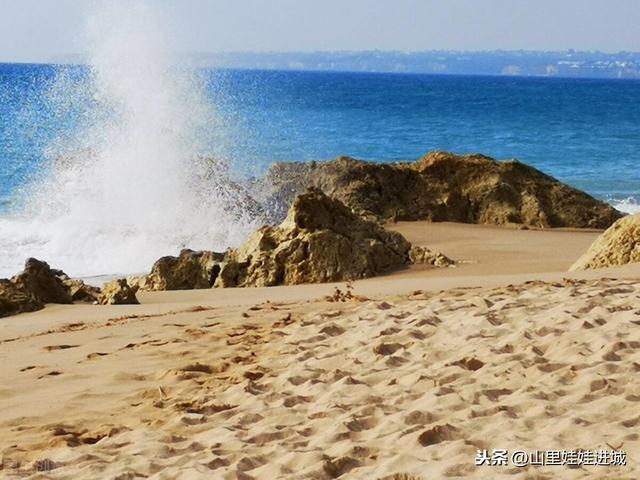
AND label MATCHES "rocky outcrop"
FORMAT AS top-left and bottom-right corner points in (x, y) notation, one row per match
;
(409, 246), (455, 267)
(0, 258), (106, 318)
(11, 258), (73, 304)
(570, 214), (640, 271)
(137, 249), (226, 291)
(215, 188), (412, 287)
(263, 152), (623, 229)
(0, 279), (43, 318)
(1, 258), (102, 318)
(98, 279), (139, 305)
(55, 272), (101, 302)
